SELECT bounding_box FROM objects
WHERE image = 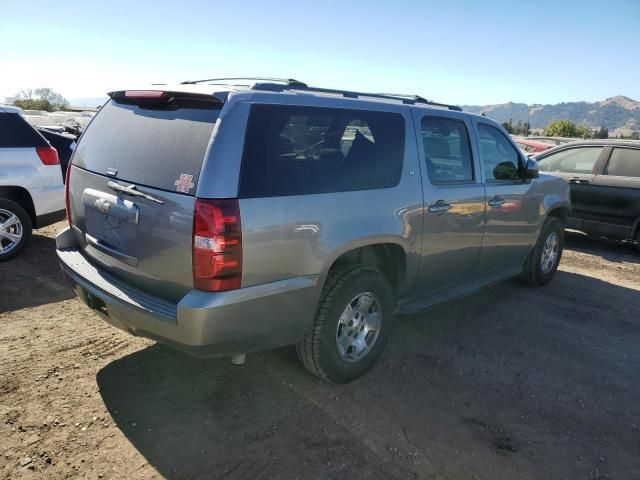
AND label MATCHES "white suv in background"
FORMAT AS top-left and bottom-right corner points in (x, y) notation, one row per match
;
(0, 104), (65, 260)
